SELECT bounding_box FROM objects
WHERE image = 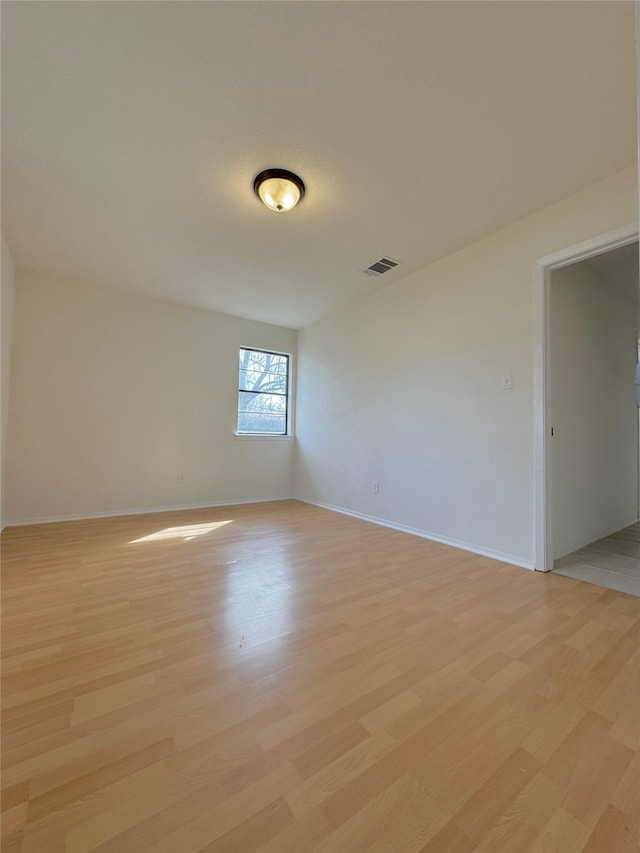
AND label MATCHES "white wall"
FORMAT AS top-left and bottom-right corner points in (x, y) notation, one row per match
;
(6, 273), (296, 523)
(551, 255), (638, 559)
(294, 167), (638, 568)
(1, 236), (16, 528)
